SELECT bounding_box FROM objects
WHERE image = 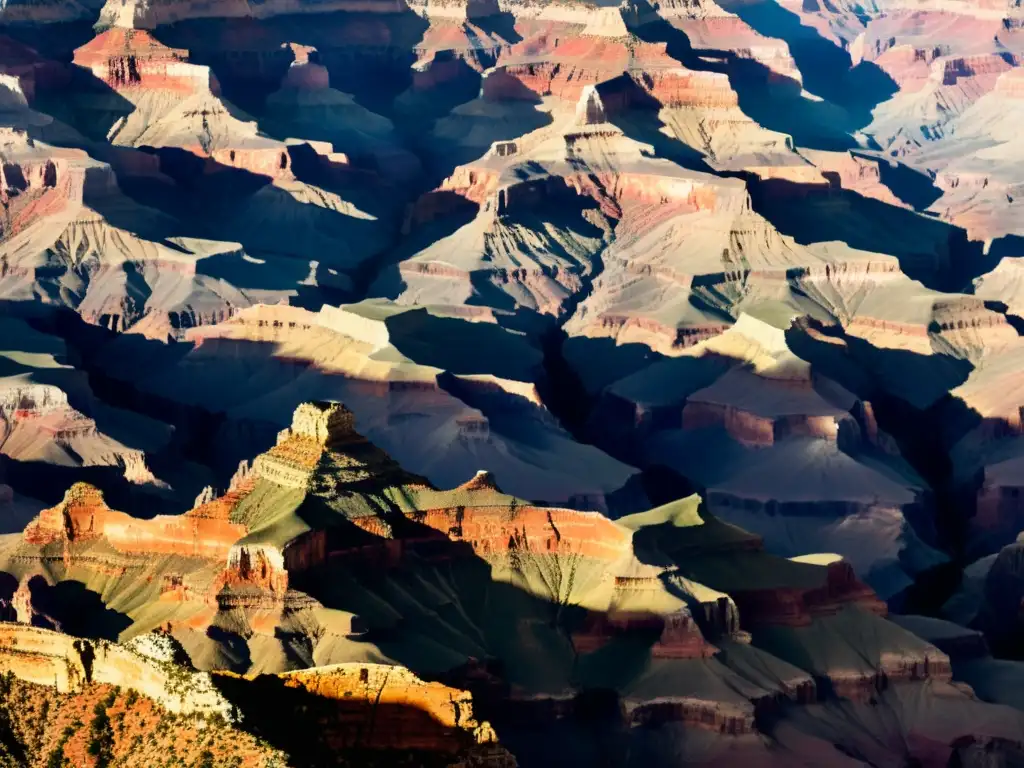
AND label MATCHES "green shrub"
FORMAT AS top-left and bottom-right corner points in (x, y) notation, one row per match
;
(87, 693), (116, 767)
